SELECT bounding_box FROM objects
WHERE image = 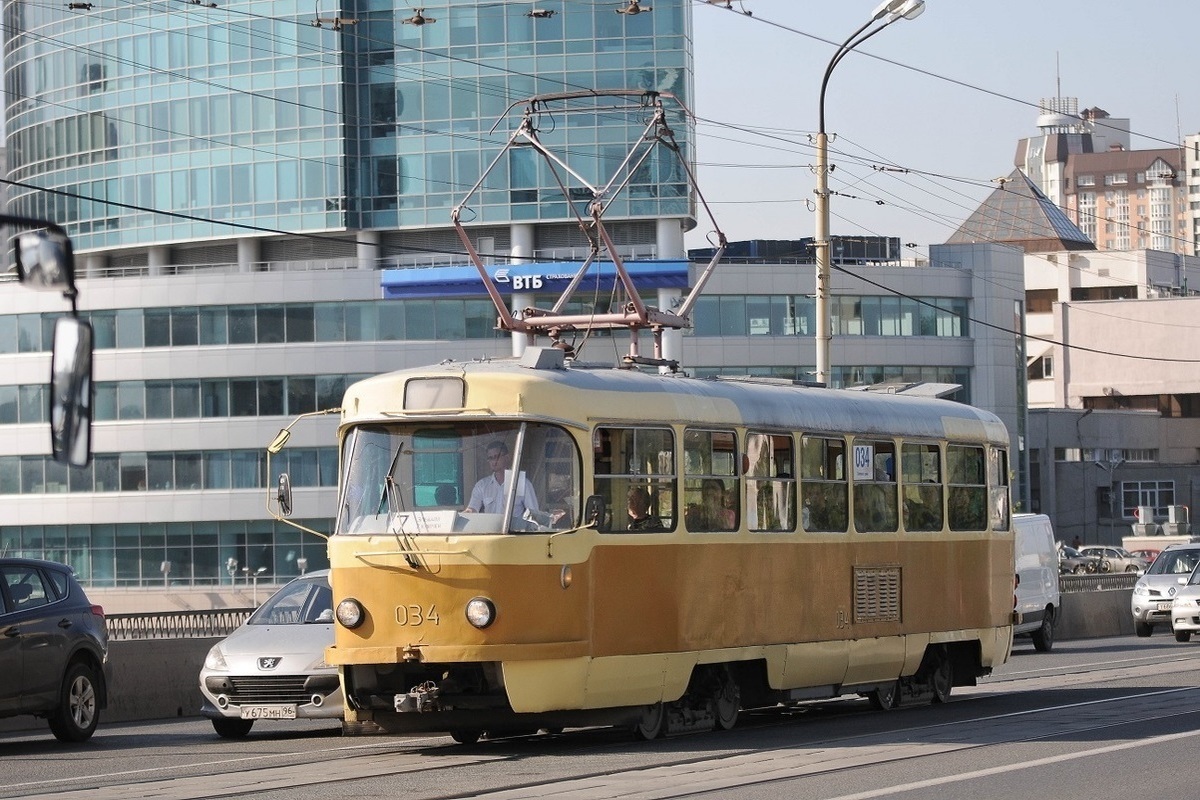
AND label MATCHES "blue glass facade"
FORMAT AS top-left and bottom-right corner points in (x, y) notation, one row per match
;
(3, 1), (694, 250)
